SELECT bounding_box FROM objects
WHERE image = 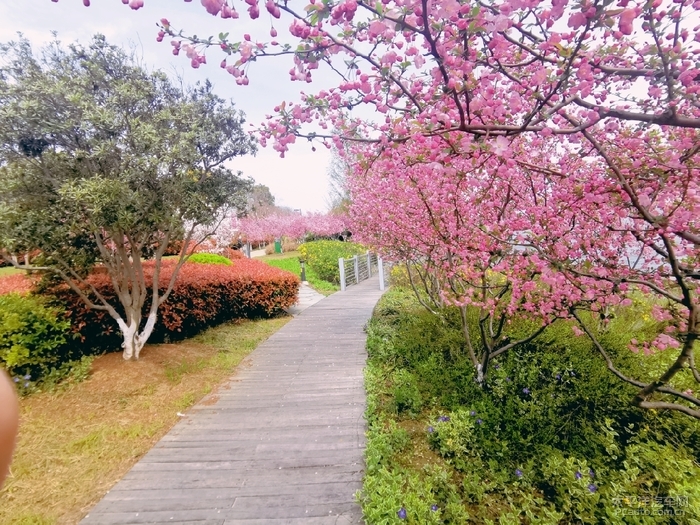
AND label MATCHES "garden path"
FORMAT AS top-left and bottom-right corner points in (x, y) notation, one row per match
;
(80, 275), (385, 525)
(285, 282), (326, 316)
